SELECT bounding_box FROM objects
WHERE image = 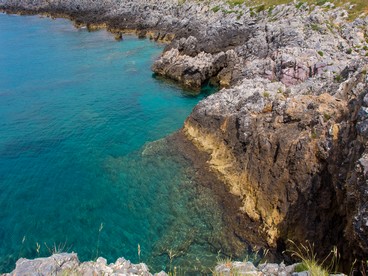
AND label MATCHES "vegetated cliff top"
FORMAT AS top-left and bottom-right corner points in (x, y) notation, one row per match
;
(219, 0), (367, 20)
